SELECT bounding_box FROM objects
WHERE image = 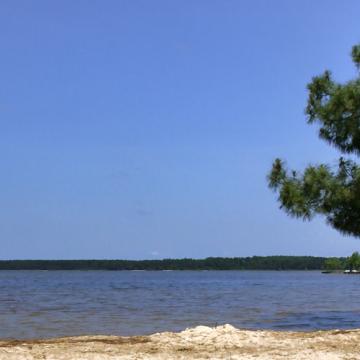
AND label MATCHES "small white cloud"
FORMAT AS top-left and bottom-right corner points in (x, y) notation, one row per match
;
(150, 250), (159, 256)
